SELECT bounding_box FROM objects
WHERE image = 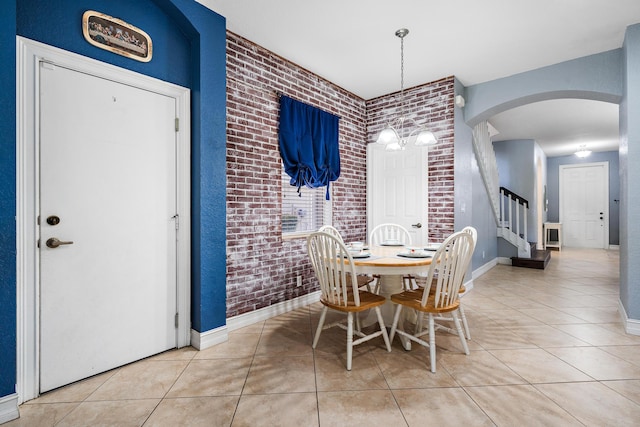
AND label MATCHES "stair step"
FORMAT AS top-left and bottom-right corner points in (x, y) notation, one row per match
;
(511, 248), (551, 270)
